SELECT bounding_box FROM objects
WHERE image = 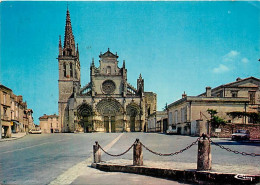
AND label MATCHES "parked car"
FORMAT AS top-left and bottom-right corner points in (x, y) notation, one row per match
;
(29, 129), (42, 134)
(231, 130), (250, 141)
(166, 126), (177, 135)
